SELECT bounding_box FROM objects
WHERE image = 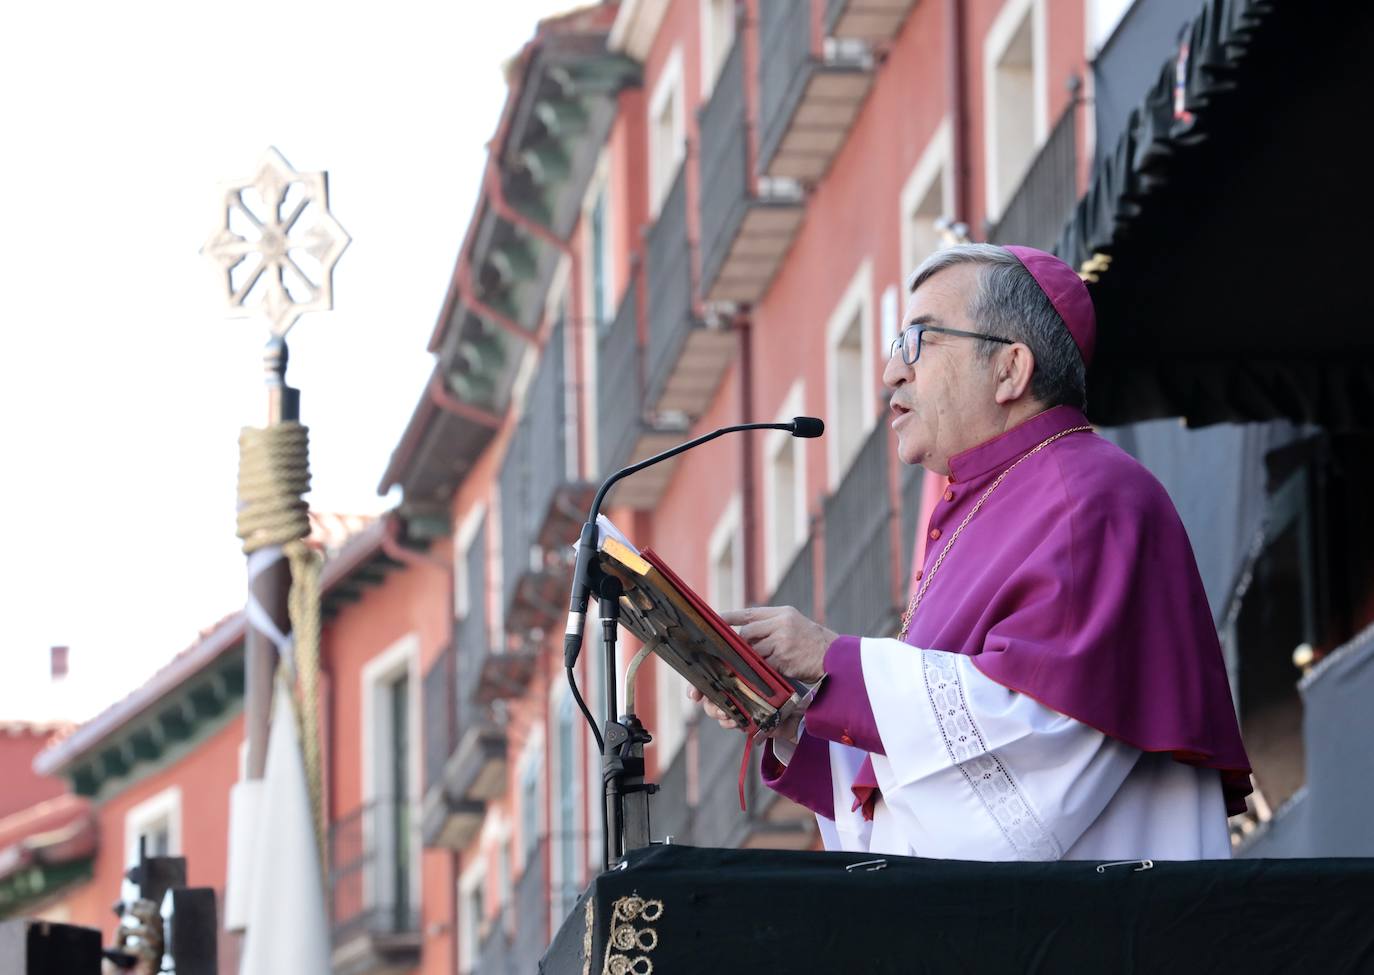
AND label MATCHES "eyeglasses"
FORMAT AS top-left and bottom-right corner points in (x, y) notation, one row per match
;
(888, 323), (1014, 365)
